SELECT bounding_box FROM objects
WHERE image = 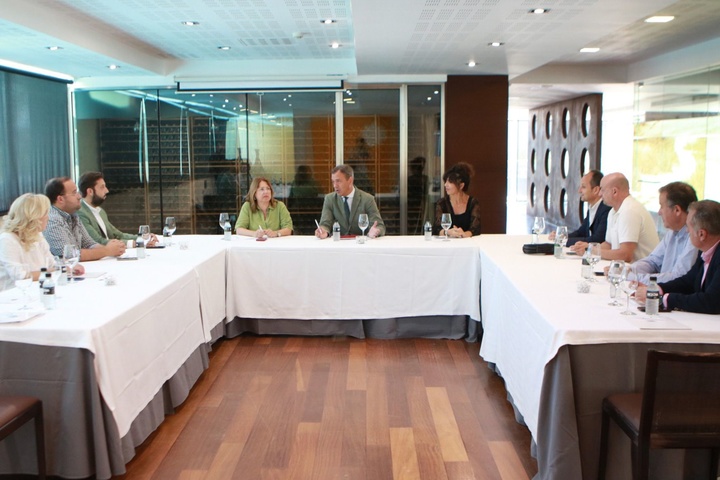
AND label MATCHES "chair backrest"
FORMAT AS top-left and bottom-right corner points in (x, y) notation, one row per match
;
(639, 350), (720, 446)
